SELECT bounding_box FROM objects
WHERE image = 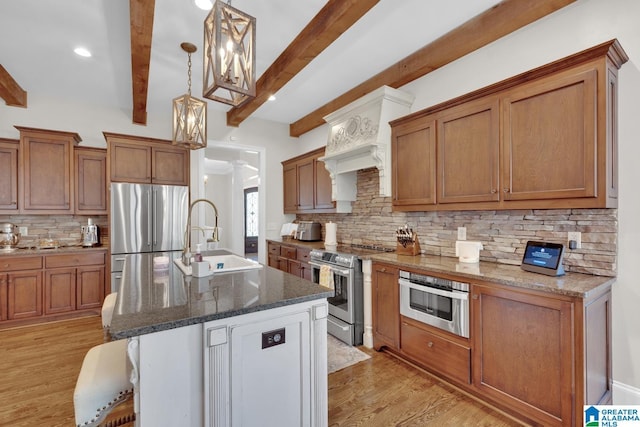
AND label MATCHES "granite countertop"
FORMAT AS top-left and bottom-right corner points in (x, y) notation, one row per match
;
(0, 244), (108, 256)
(368, 252), (614, 299)
(109, 251), (333, 340)
(266, 238), (614, 299)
